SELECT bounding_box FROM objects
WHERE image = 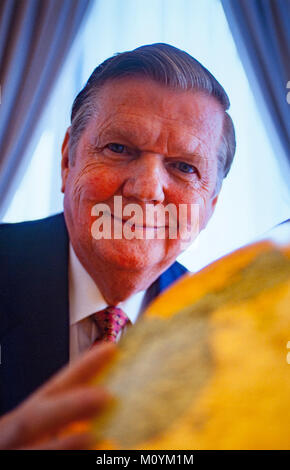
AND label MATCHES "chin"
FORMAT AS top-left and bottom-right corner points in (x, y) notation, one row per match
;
(91, 238), (167, 271)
